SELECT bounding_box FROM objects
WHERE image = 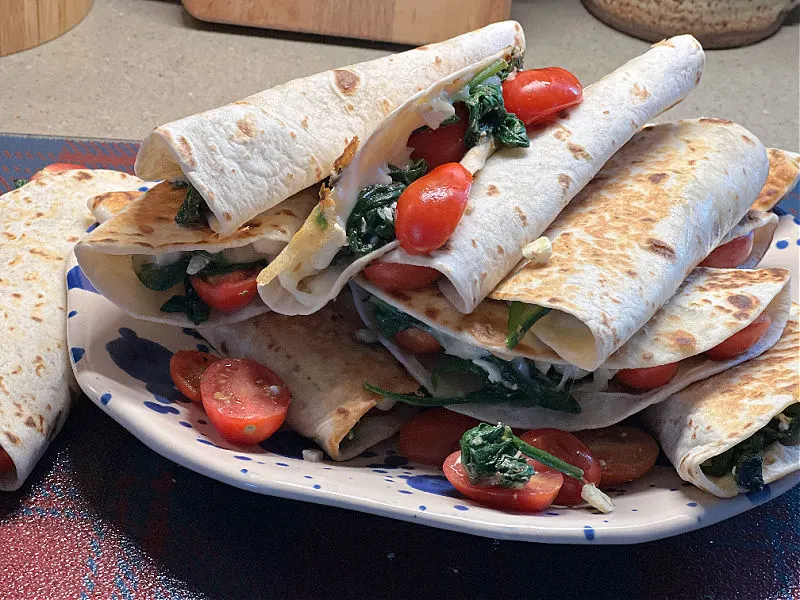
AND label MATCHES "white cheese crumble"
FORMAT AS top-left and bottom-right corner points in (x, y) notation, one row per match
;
(581, 484), (615, 513)
(419, 94), (456, 130)
(302, 449), (324, 462)
(374, 397), (397, 411)
(522, 237), (552, 266)
(353, 328), (379, 345)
